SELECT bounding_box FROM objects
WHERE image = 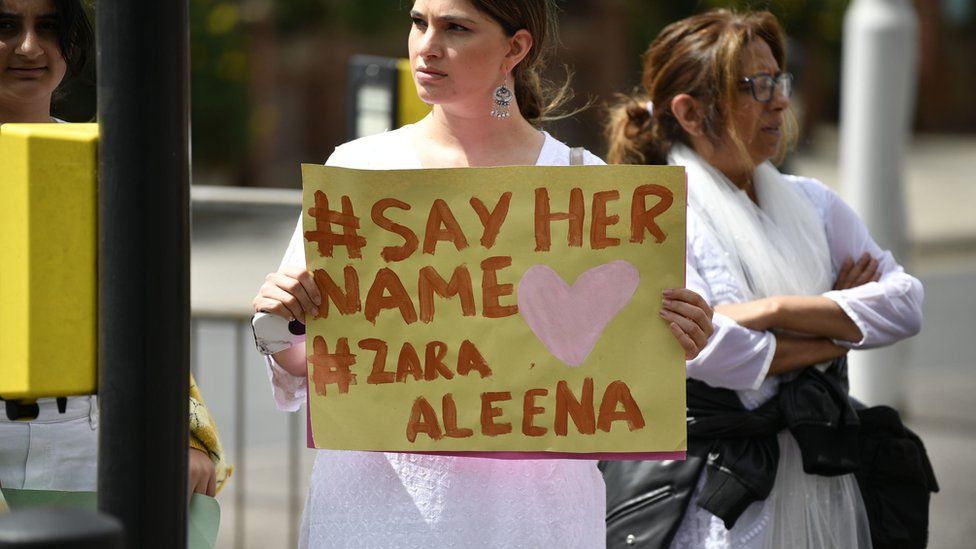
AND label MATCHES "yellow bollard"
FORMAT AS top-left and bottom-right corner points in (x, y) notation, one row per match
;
(0, 123), (99, 400)
(396, 58), (431, 128)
